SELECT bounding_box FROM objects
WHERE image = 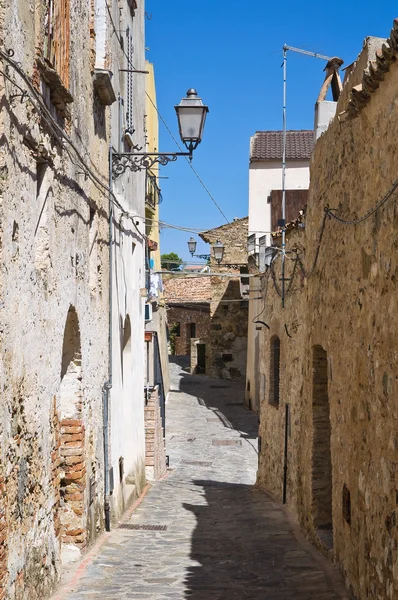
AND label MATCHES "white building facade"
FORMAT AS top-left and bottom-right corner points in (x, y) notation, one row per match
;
(245, 130), (312, 412)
